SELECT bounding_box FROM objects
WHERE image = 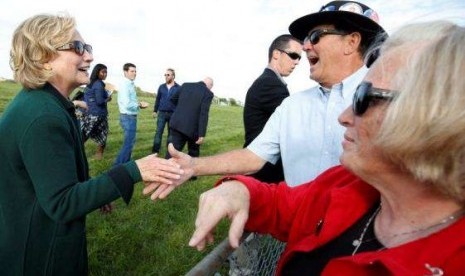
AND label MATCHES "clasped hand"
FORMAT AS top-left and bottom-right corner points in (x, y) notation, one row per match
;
(135, 153), (184, 189)
(139, 146), (251, 251)
(142, 143), (195, 200)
